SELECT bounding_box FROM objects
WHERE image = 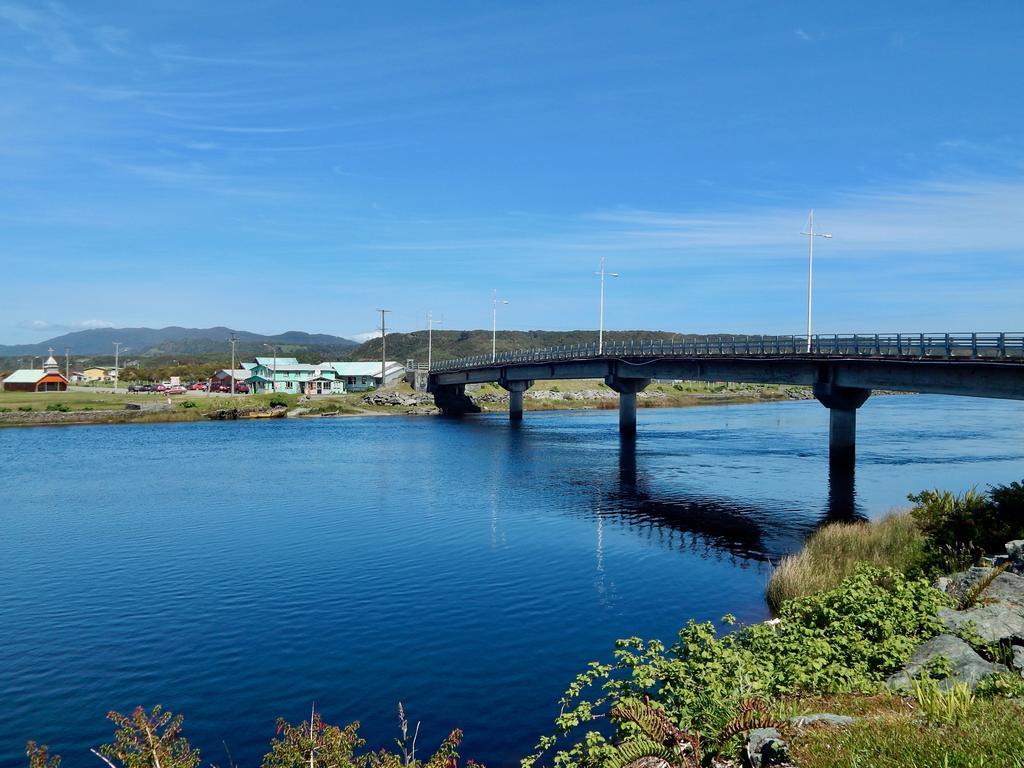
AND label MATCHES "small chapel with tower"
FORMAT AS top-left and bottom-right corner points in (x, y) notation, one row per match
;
(1, 349), (70, 392)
